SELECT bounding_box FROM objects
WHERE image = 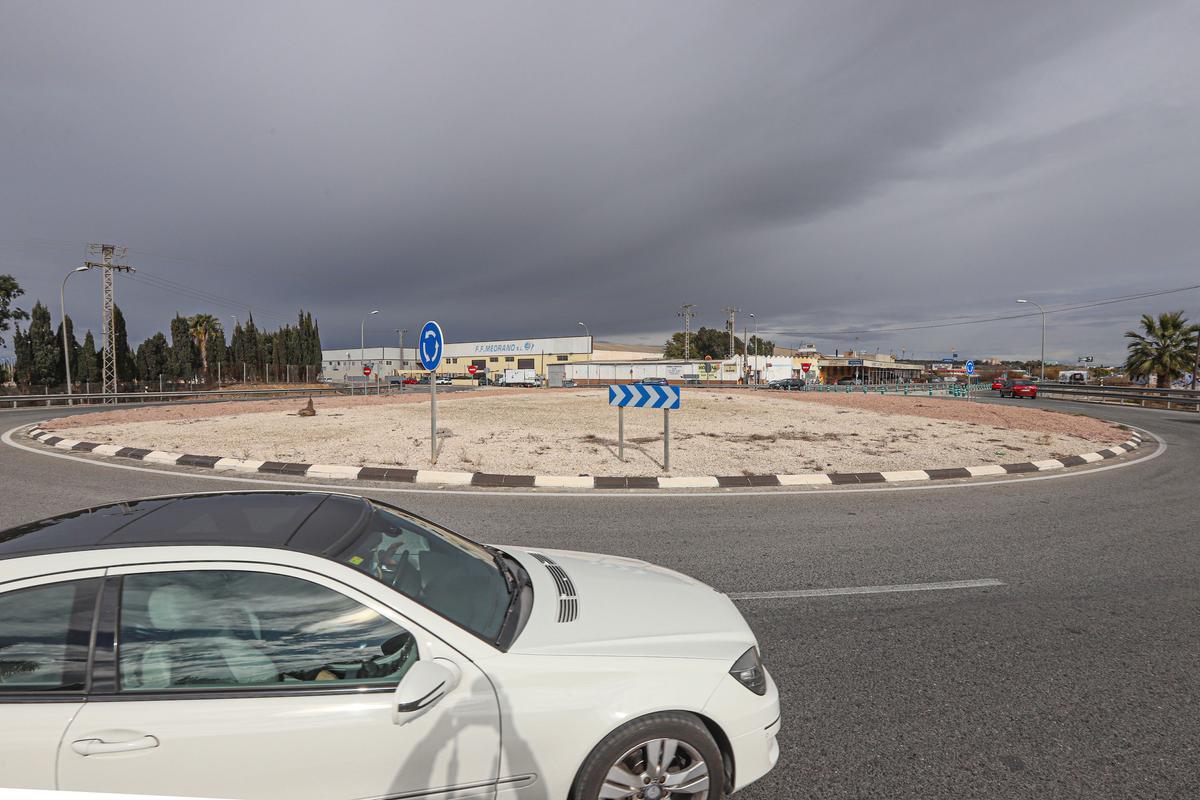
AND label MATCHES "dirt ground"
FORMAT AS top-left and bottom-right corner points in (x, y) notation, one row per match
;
(46, 388), (1126, 476)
